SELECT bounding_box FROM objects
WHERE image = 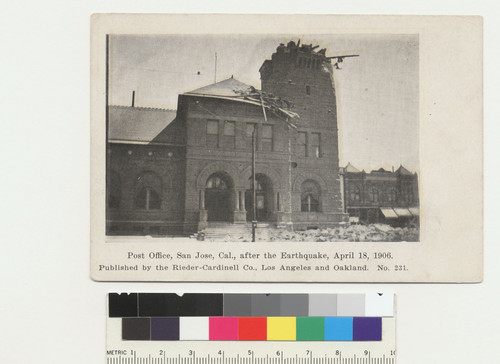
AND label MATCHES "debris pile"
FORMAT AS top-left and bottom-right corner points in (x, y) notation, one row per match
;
(263, 224), (419, 242)
(194, 223), (419, 242)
